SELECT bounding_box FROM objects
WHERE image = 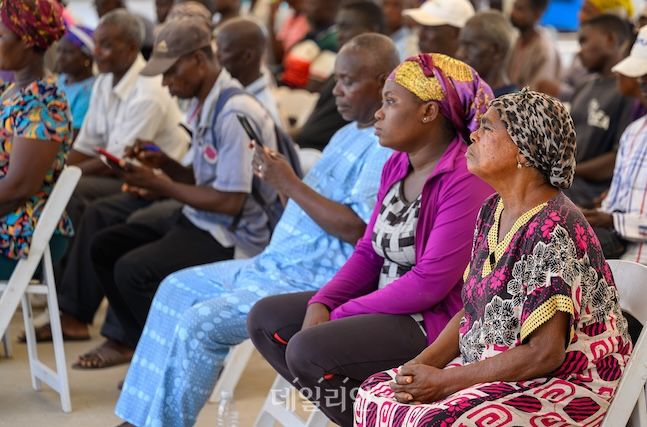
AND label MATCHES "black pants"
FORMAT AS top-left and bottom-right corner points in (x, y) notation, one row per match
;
(91, 211), (235, 348)
(66, 175), (123, 227)
(57, 193), (152, 344)
(247, 292), (428, 427)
